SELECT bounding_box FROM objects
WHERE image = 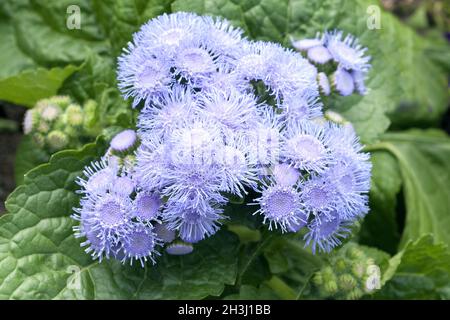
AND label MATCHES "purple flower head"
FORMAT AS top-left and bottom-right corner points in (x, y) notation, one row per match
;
(196, 88), (260, 132)
(168, 116), (222, 165)
(327, 157), (371, 220)
(304, 213), (352, 253)
(73, 221), (111, 261)
(133, 12), (202, 53)
(281, 89), (323, 123)
(307, 45), (332, 64)
(153, 223), (176, 243)
(166, 241), (194, 255)
(300, 174), (340, 219)
(328, 123), (369, 163)
(254, 181), (307, 232)
(134, 135), (173, 191)
(201, 16), (244, 62)
(118, 45), (172, 107)
(111, 175), (136, 197)
(333, 67), (355, 96)
(138, 85), (195, 138)
(133, 191), (162, 222)
(282, 121), (334, 173)
(246, 106), (283, 168)
(199, 65), (248, 93)
(317, 72), (331, 96)
(76, 158), (117, 195)
(291, 36), (324, 51)
(121, 224), (161, 267)
(138, 116), (228, 209)
(235, 41), (318, 103)
(272, 163), (300, 187)
(160, 161), (227, 210)
(75, 191), (133, 247)
(325, 30), (371, 72)
(215, 133), (259, 196)
(292, 30), (371, 97)
(164, 201), (224, 243)
(174, 40), (218, 86)
(110, 129), (138, 153)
